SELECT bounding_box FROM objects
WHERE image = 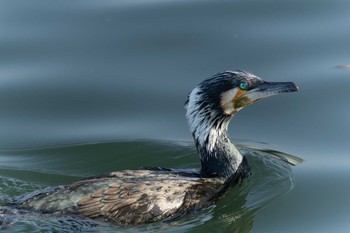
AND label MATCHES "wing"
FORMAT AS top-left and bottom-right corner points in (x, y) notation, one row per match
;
(76, 170), (222, 225)
(19, 170), (223, 226)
